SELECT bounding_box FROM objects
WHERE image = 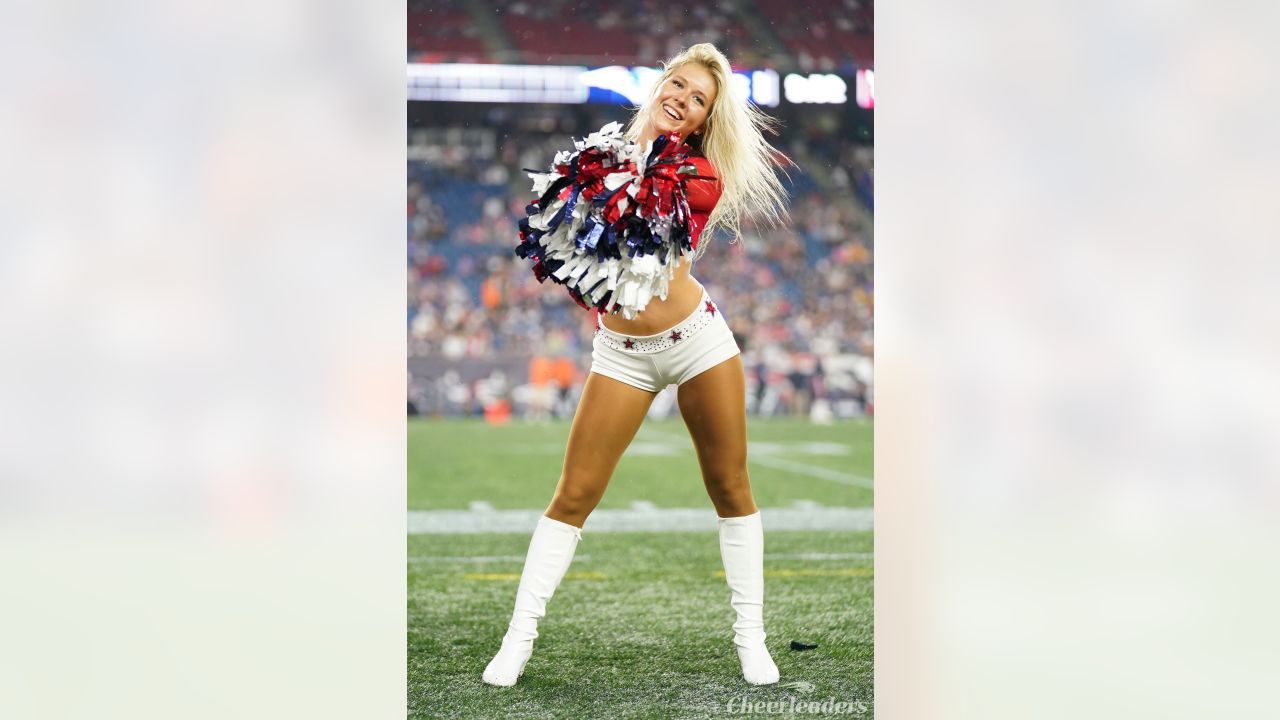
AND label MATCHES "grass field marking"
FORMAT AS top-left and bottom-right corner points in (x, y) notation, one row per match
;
(408, 554), (594, 564)
(468, 501), (495, 512)
(764, 552), (873, 562)
(714, 568), (873, 578)
(749, 441), (852, 456)
(638, 427), (873, 489)
(795, 441), (856, 456)
(408, 506), (872, 534)
(749, 455), (873, 489)
(464, 571), (606, 581)
(630, 500), (658, 511)
(791, 499), (823, 510)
